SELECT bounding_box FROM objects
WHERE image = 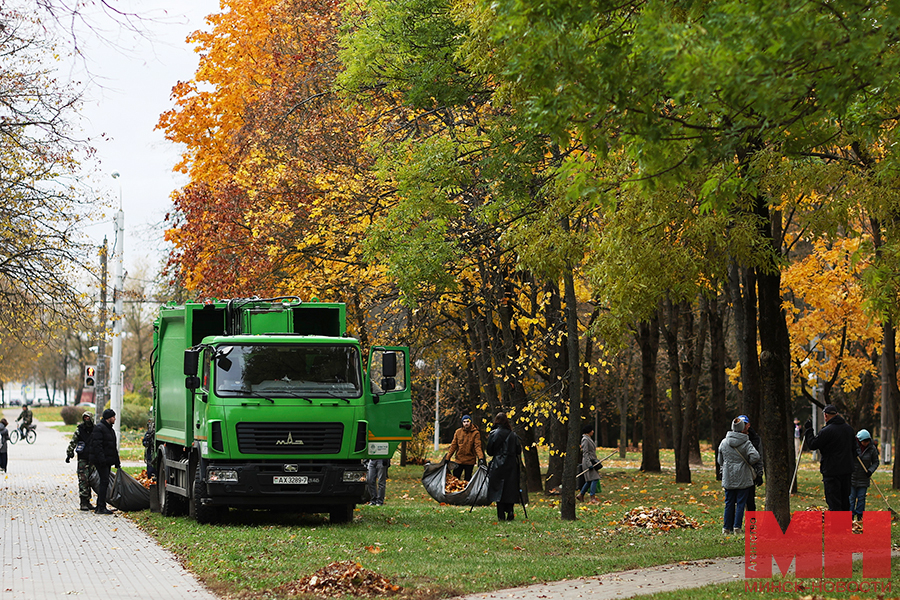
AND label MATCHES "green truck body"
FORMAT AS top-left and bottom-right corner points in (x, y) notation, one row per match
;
(150, 297), (412, 523)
